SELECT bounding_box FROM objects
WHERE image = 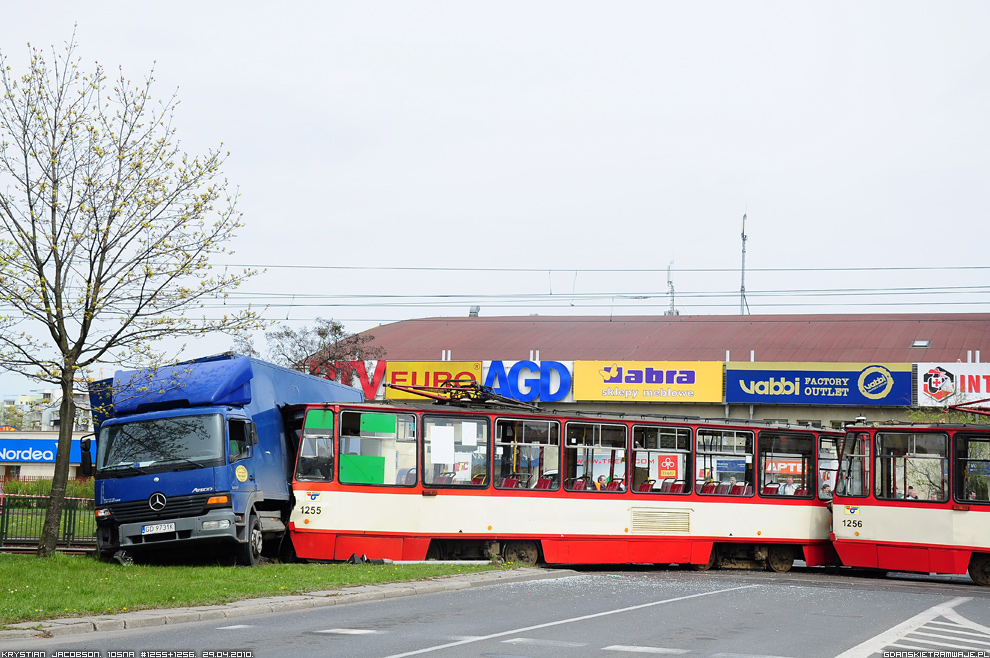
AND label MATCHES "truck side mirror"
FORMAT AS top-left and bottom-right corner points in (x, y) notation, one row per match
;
(80, 435), (94, 477)
(248, 423), (258, 446)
